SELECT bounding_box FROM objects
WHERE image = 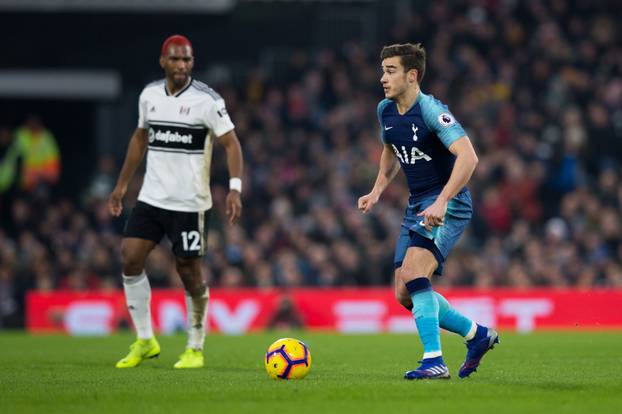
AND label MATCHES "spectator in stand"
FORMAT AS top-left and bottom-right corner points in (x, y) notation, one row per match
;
(14, 116), (60, 192)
